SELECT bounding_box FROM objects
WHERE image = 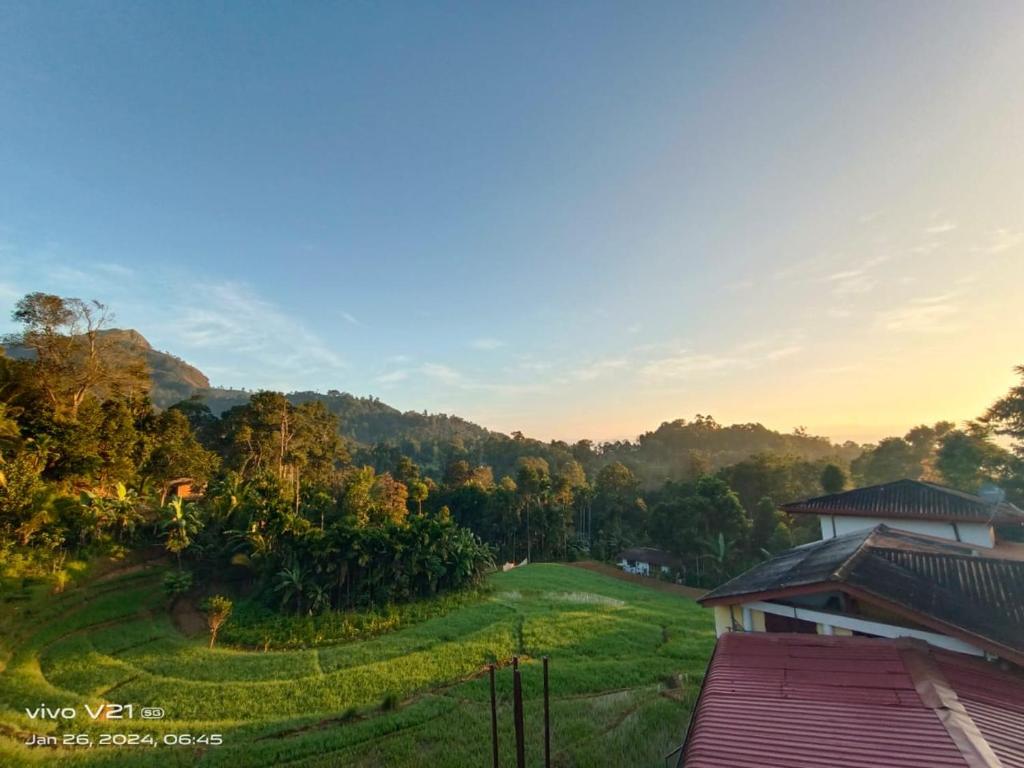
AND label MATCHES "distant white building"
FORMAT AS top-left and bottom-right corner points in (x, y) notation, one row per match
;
(781, 479), (1024, 551)
(617, 547), (681, 577)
